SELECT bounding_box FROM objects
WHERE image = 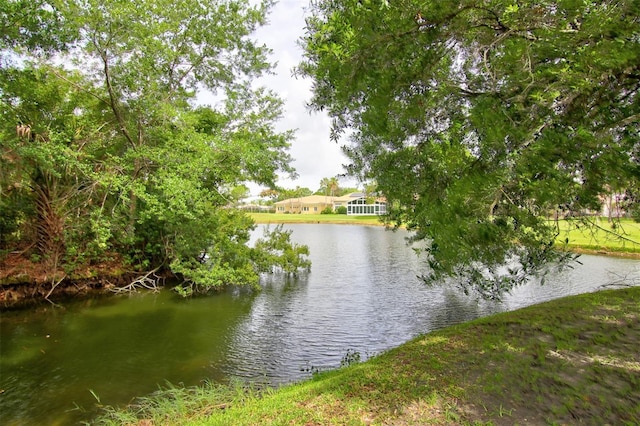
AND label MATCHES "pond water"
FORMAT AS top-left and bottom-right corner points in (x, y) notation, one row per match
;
(1, 224), (638, 424)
